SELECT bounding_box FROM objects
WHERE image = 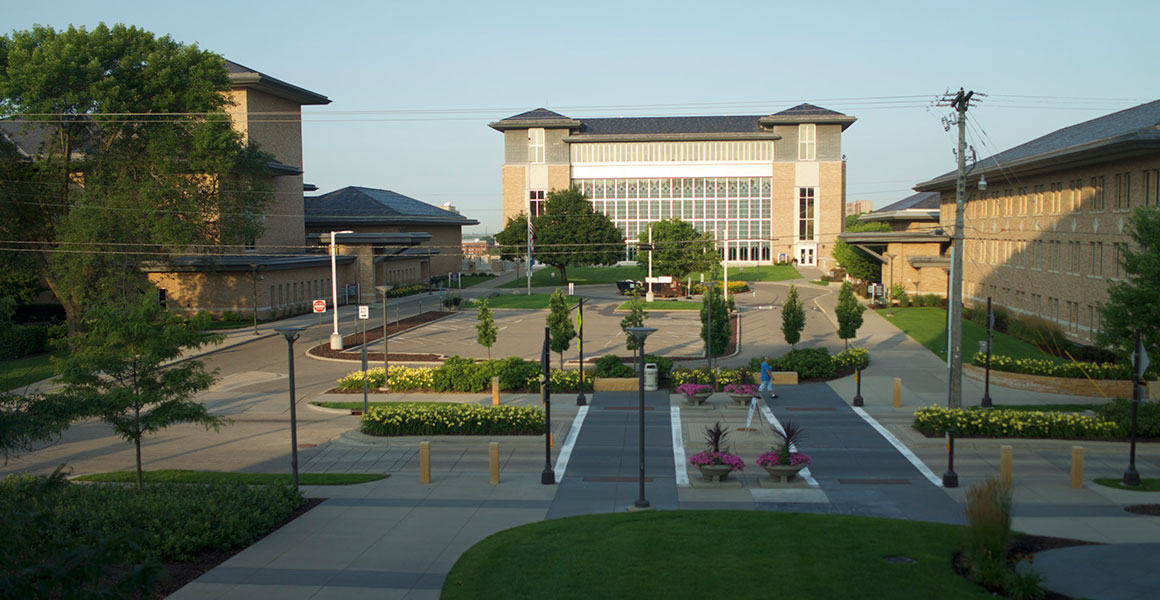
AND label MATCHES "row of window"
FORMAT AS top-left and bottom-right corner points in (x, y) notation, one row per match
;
(968, 168), (1160, 218)
(574, 177), (773, 200)
(973, 284), (1102, 341)
(971, 238), (1126, 278)
(271, 279), (329, 308)
(570, 140), (774, 164)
